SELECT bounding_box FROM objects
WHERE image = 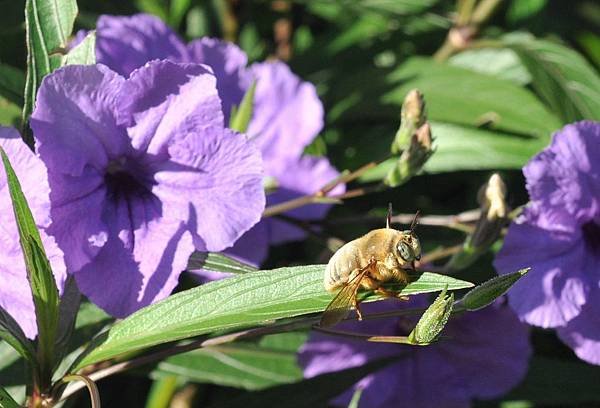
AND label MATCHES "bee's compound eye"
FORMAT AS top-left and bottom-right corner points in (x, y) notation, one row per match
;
(397, 241), (413, 261)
